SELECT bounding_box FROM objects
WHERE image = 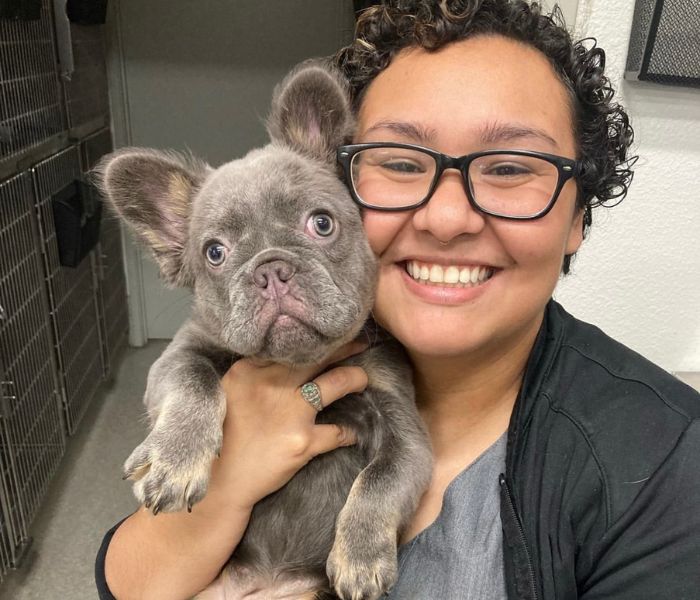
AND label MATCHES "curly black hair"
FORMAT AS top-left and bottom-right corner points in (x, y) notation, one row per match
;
(335, 0), (636, 273)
